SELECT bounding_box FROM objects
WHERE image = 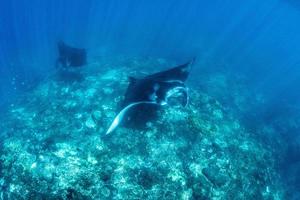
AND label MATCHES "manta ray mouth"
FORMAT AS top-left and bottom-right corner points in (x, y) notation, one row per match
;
(105, 86), (188, 135)
(164, 86), (188, 107)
